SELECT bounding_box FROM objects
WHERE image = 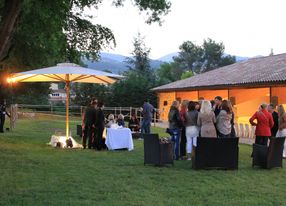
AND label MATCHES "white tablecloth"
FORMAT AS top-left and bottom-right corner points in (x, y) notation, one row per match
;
(105, 128), (134, 151)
